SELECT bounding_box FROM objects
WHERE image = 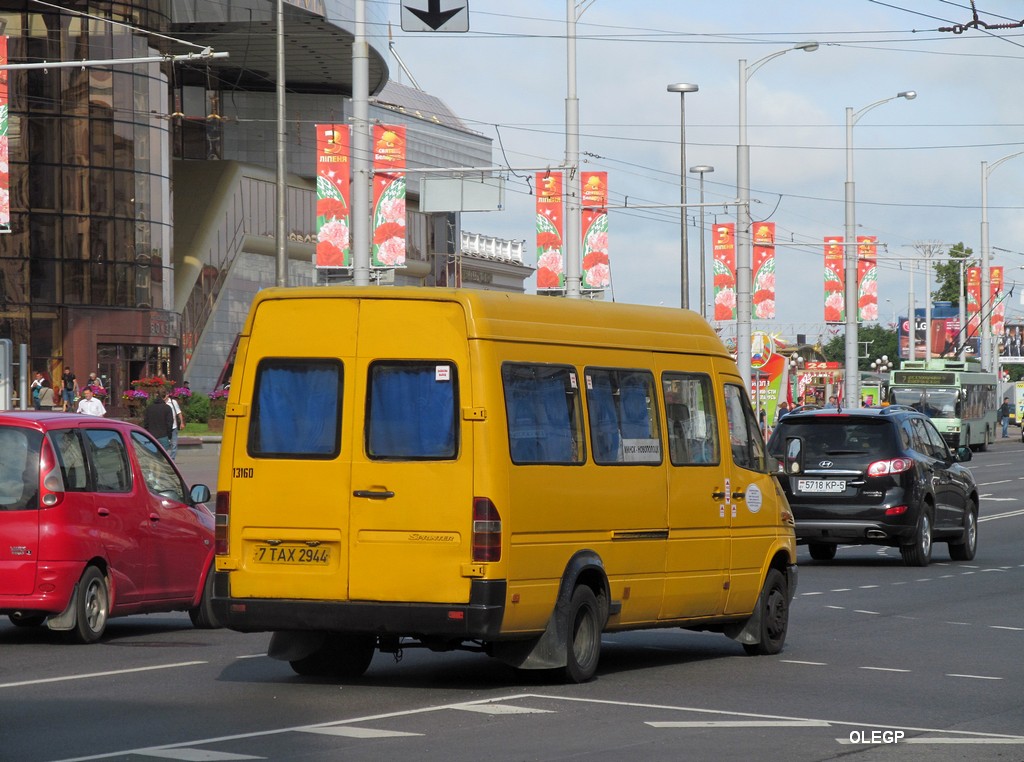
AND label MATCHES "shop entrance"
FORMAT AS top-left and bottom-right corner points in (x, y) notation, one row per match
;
(97, 344), (173, 416)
